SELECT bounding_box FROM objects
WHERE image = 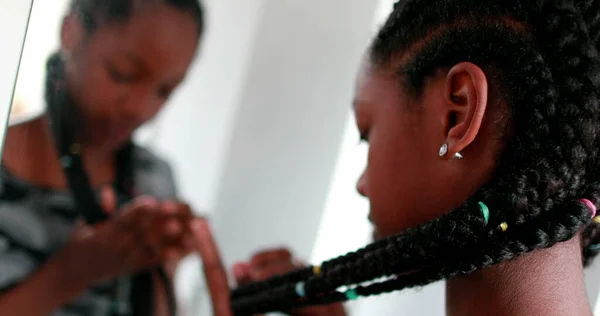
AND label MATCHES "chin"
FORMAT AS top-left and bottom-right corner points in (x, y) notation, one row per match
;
(371, 229), (383, 241)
